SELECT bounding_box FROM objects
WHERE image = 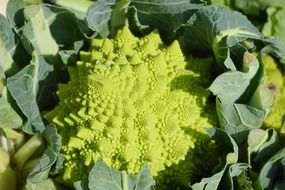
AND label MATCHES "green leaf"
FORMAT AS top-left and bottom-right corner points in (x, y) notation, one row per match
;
(24, 178), (62, 190)
(58, 40), (84, 65)
(274, 180), (285, 190)
(247, 83), (274, 114)
(209, 71), (250, 103)
(0, 70), (5, 95)
(7, 53), (53, 134)
(240, 52), (266, 103)
(191, 167), (227, 190)
(42, 124), (62, 152)
(251, 129), (281, 165)
(247, 129), (268, 153)
(0, 96), (22, 129)
(86, 0), (130, 38)
(184, 5), (261, 62)
(51, 0), (93, 20)
(223, 49), (237, 71)
(229, 163), (250, 178)
(74, 180), (89, 190)
(254, 148), (285, 189)
(27, 147), (57, 183)
(211, 52), (271, 136)
(224, 163), (252, 190)
(208, 128), (239, 160)
(216, 99), (266, 140)
(19, 4), (84, 62)
(192, 128), (239, 190)
(88, 160), (122, 190)
(192, 129), (254, 190)
(209, 52), (262, 104)
(128, 0), (205, 42)
(49, 153), (64, 176)
(27, 125), (62, 183)
(88, 160), (155, 190)
(6, 0), (25, 28)
(262, 6), (285, 42)
(0, 14), (18, 74)
(133, 164), (155, 190)
(38, 5), (84, 50)
(261, 37), (285, 64)
(20, 5), (59, 56)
